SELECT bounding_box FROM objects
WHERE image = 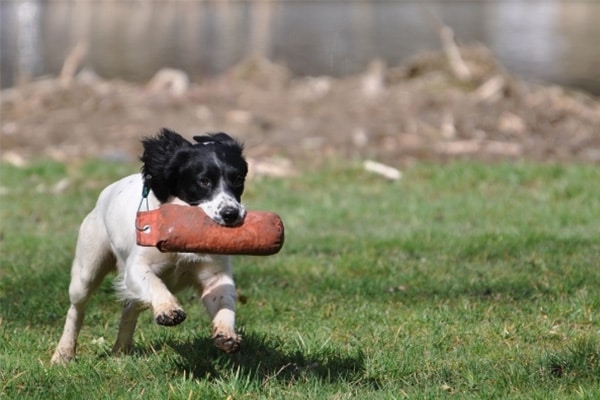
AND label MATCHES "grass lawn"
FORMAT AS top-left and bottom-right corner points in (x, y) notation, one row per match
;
(1, 159), (600, 399)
